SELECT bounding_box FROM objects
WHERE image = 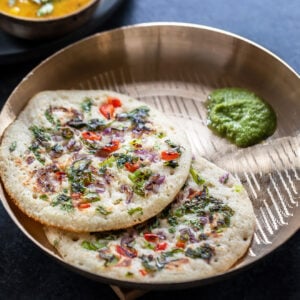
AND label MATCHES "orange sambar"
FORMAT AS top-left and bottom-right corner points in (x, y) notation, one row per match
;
(0, 0), (93, 19)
